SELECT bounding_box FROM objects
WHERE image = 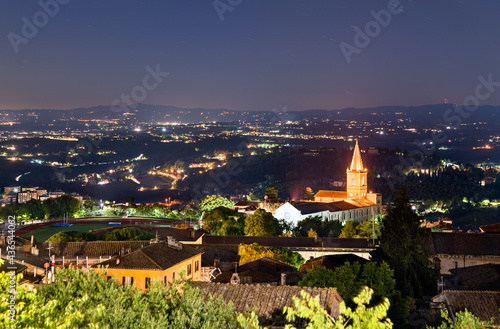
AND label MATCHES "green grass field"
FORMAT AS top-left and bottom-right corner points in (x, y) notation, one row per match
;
(24, 224), (111, 242)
